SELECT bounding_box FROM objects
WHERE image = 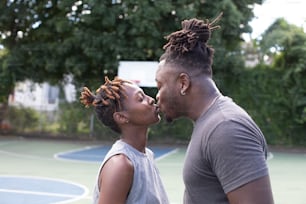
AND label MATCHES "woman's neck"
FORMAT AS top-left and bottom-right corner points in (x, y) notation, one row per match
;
(121, 127), (148, 153)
